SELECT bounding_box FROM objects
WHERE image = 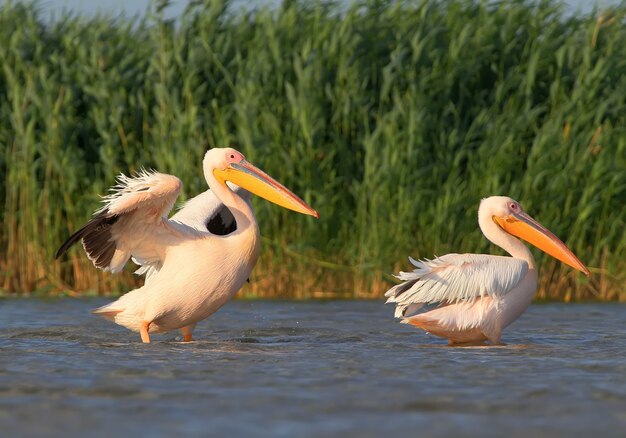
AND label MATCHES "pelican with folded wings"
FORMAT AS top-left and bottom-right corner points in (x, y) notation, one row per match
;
(56, 148), (318, 343)
(385, 196), (589, 345)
